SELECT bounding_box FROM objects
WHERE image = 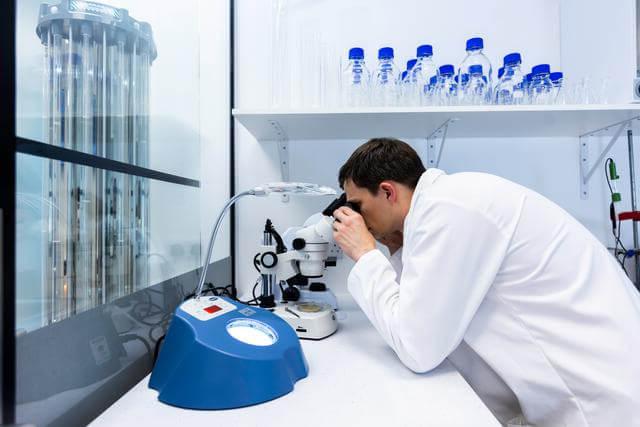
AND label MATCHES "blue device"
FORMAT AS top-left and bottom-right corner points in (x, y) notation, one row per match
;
(149, 296), (308, 409)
